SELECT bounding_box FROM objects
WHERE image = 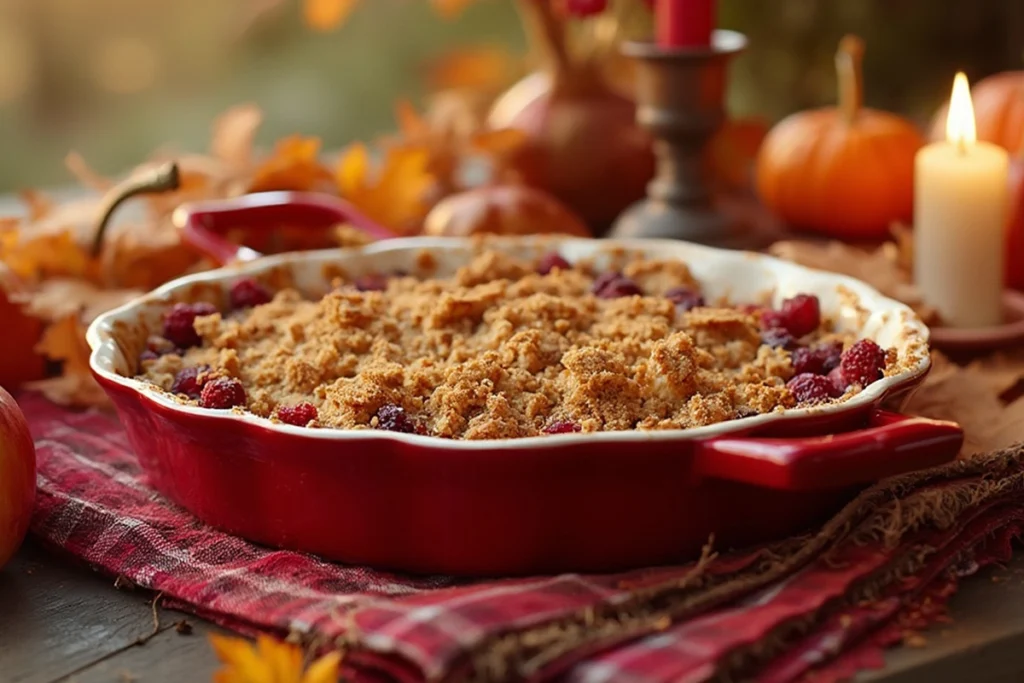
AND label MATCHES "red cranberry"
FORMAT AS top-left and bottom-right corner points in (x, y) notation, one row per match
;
(199, 377), (246, 409)
(839, 339), (886, 387)
(229, 278), (271, 309)
(591, 272), (643, 299)
(375, 404), (416, 433)
(665, 287), (705, 312)
(543, 420), (581, 434)
(162, 302), (217, 349)
(171, 365), (210, 398)
(779, 294), (821, 338)
(787, 373), (841, 404)
(791, 340), (844, 376)
(538, 252), (571, 275)
(354, 273), (389, 292)
(278, 402), (318, 426)
(828, 366), (849, 395)
(761, 327), (795, 349)
(139, 350), (159, 362)
(759, 309), (786, 330)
